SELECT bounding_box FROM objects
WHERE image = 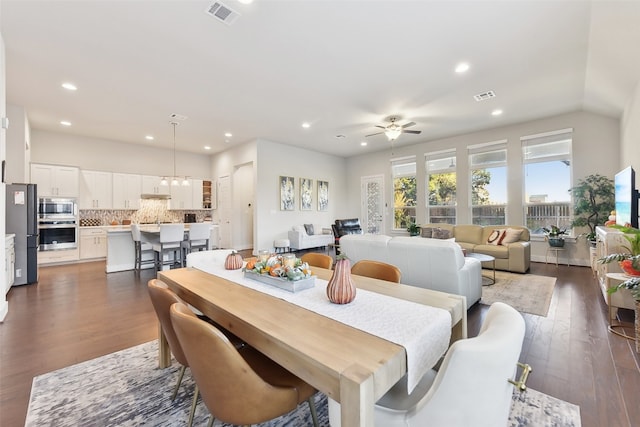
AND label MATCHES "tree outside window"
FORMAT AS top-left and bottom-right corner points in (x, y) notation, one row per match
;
(393, 159), (416, 229)
(469, 142), (508, 225)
